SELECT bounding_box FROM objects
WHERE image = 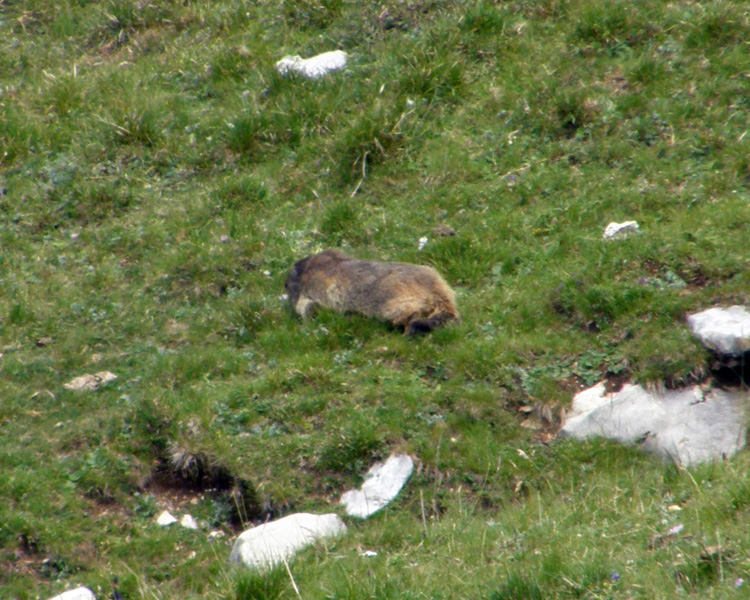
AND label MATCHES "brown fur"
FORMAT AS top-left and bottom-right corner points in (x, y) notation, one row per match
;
(285, 249), (459, 335)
